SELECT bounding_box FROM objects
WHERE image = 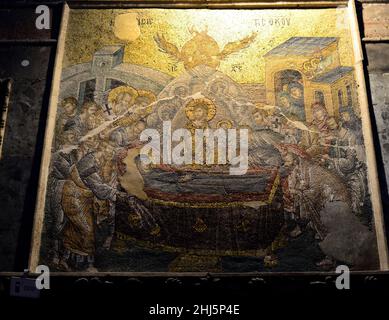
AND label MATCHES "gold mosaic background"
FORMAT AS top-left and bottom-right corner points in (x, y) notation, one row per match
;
(63, 8), (354, 84)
